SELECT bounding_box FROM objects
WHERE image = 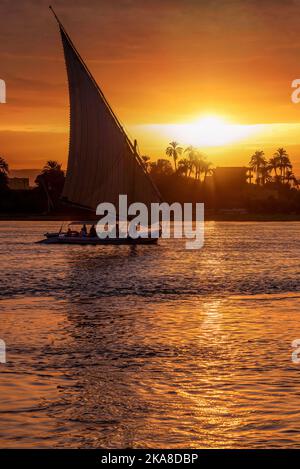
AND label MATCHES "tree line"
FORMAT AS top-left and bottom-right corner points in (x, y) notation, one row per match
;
(142, 141), (213, 183)
(0, 144), (299, 201)
(141, 142), (300, 189)
(0, 157), (65, 213)
(0, 158), (64, 194)
(249, 148), (299, 187)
